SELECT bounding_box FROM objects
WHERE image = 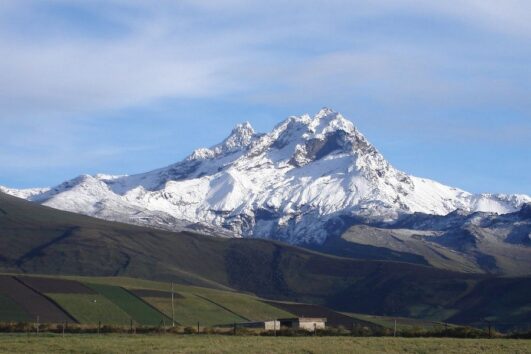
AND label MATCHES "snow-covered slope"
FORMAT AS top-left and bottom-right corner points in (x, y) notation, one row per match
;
(2, 108), (529, 244)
